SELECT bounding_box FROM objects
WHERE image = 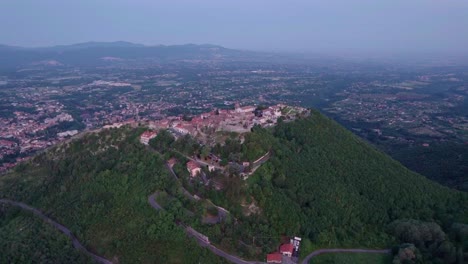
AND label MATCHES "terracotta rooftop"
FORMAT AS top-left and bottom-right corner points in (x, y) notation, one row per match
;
(280, 243), (294, 254)
(140, 131), (157, 138)
(266, 253), (282, 263)
(187, 160), (200, 171)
